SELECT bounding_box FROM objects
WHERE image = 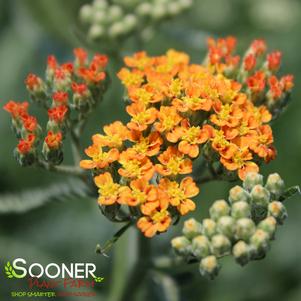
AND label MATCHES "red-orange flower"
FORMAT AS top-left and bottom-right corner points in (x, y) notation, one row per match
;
(17, 134), (35, 155)
(22, 115), (38, 132)
(48, 105), (68, 123)
(53, 91), (69, 105)
(45, 131), (62, 149)
(3, 101), (29, 119)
